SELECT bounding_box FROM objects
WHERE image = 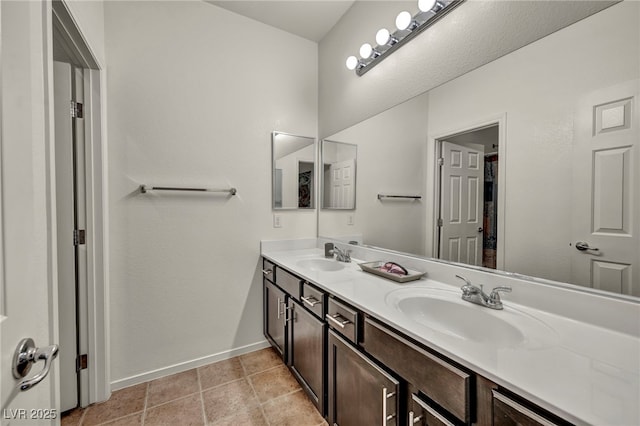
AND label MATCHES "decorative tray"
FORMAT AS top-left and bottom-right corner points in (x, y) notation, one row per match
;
(358, 261), (426, 283)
